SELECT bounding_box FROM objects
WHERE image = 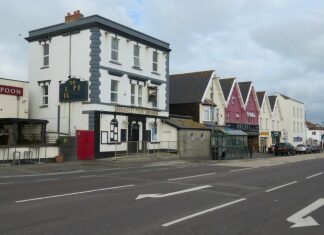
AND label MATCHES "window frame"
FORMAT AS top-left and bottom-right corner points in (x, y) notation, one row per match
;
(133, 44), (140, 68)
(111, 80), (118, 103)
(151, 125), (157, 142)
(152, 51), (158, 72)
(138, 85), (143, 106)
(41, 84), (49, 106)
(111, 37), (119, 62)
(43, 44), (49, 67)
(131, 84), (136, 105)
